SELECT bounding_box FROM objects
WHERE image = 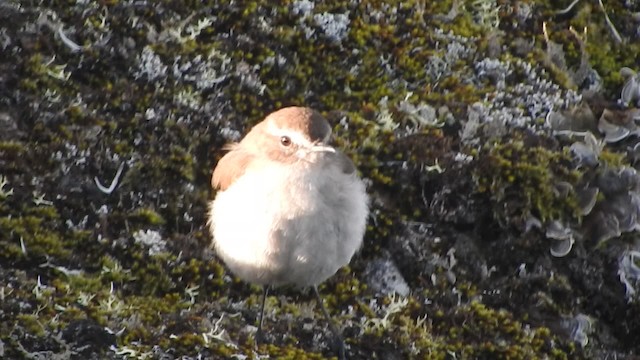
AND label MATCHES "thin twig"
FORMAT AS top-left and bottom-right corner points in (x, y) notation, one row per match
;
(598, 0), (623, 43)
(95, 162), (125, 194)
